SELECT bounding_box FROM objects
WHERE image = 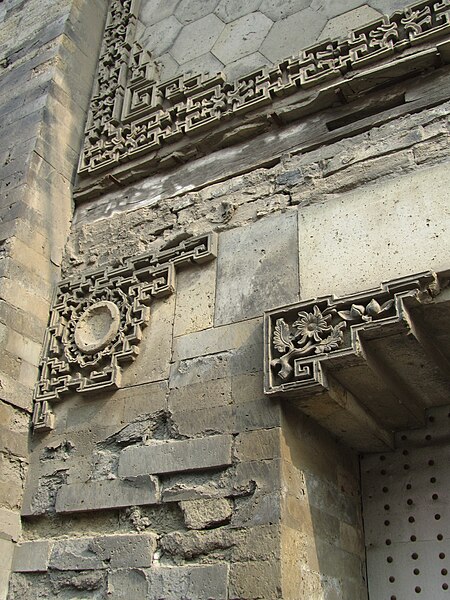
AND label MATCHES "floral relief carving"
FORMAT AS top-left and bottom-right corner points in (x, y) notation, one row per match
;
(272, 306), (346, 380)
(265, 272), (438, 397)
